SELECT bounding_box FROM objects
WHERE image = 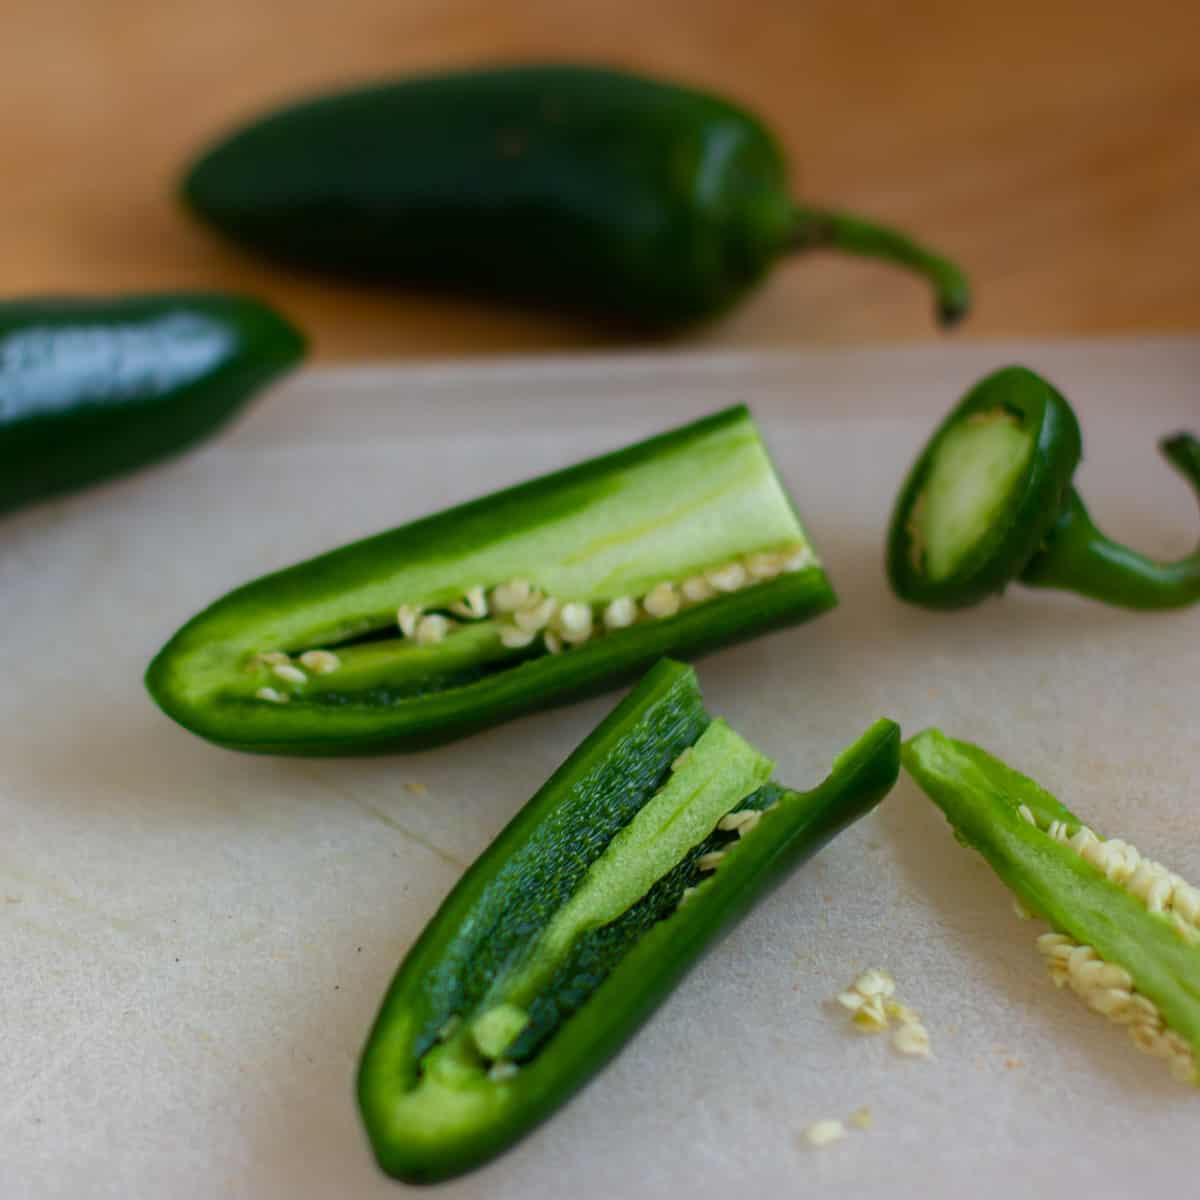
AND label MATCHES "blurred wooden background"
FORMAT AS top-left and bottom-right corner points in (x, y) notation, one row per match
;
(5, 0), (1198, 360)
